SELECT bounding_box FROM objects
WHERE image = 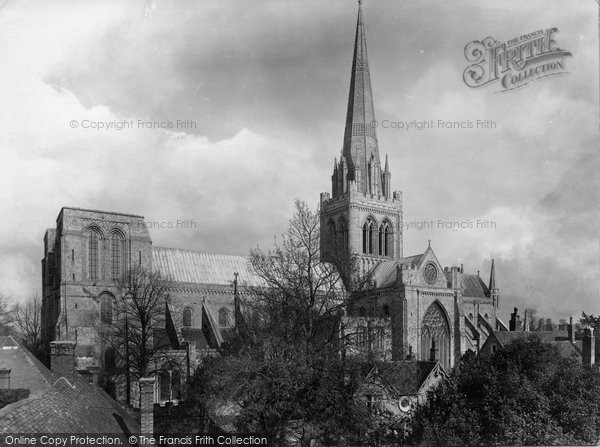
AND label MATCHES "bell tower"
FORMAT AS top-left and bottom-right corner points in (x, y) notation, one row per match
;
(320, 0), (403, 274)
